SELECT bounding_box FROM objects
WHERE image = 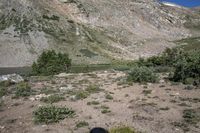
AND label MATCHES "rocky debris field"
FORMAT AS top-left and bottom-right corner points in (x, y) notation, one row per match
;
(0, 70), (200, 133)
